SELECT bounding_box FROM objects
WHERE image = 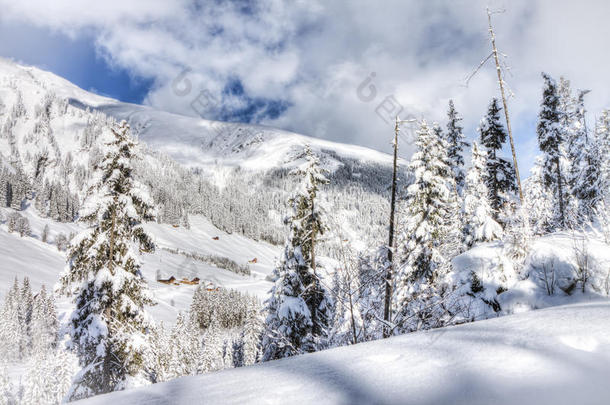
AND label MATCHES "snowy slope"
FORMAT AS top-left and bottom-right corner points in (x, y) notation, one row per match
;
(77, 301), (610, 405)
(0, 56), (396, 174)
(0, 207), (277, 325)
